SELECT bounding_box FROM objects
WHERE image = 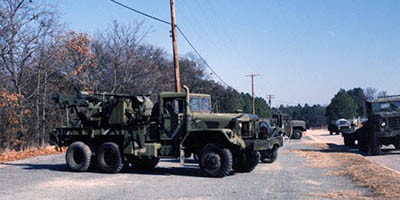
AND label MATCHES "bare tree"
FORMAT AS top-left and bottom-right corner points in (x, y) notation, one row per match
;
(0, 0), (59, 149)
(364, 87), (377, 101)
(377, 91), (388, 98)
(92, 21), (173, 95)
